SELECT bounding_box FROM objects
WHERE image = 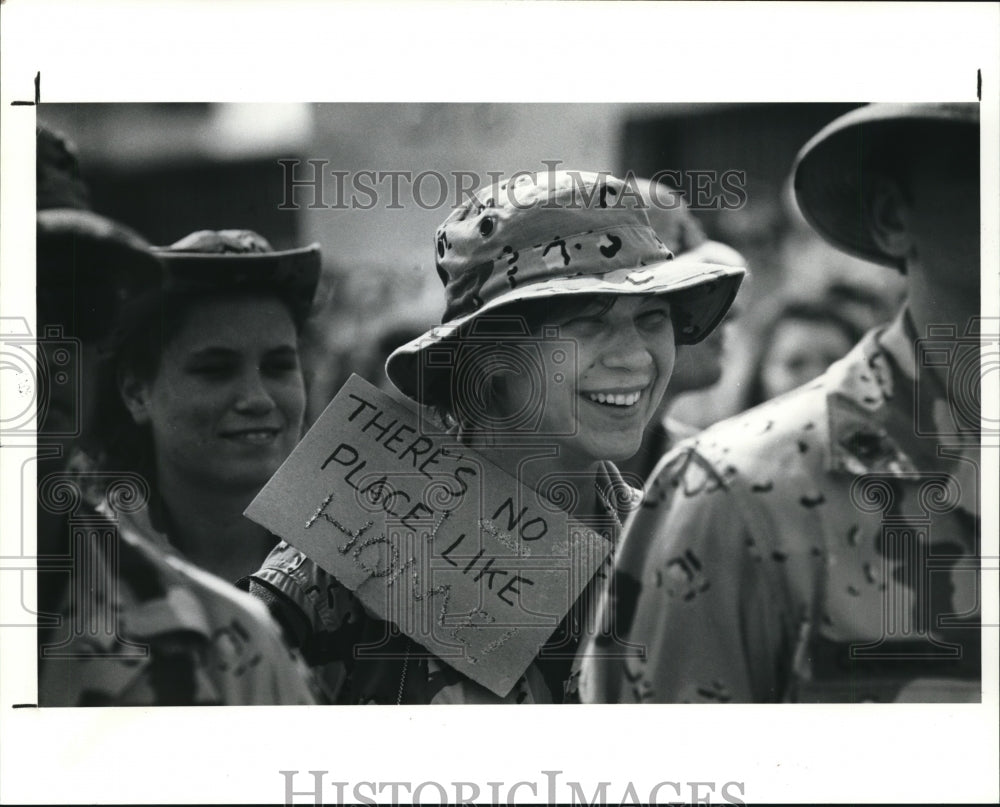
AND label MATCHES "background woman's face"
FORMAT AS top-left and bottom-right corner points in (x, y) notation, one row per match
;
(496, 295), (675, 465)
(131, 294), (306, 492)
(759, 317), (854, 401)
